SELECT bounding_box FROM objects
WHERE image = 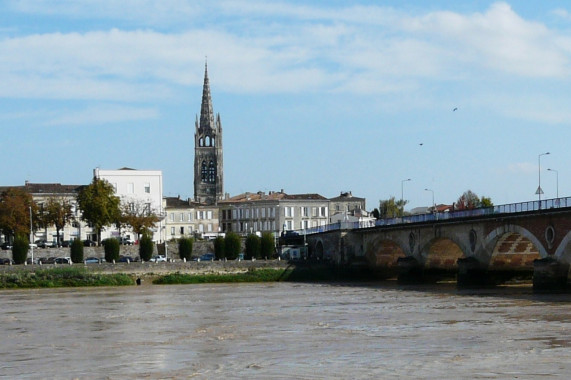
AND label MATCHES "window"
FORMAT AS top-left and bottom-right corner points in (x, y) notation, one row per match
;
(207, 211), (213, 219)
(208, 161), (216, 183)
(207, 224), (213, 232)
(170, 227), (175, 235)
(201, 161), (207, 182)
(180, 227), (184, 234)
(169, 213), (174, 221)
(188, 212), (193, 221)
(179, 213), (184, 222)
(312, 207), (318, 217)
